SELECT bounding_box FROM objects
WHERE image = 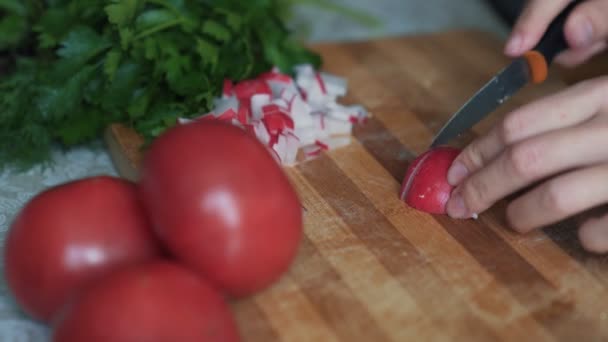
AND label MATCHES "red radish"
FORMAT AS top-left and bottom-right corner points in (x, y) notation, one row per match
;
(400, 147), (461, 214)
(4, 176), (162, 322)
(52, 262), (240, 342)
